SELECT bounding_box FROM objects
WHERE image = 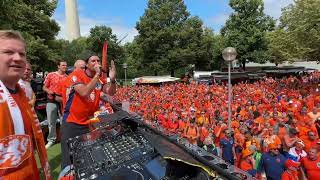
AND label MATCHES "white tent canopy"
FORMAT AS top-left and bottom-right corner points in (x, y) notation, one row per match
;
(132, 76), (180, 85)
